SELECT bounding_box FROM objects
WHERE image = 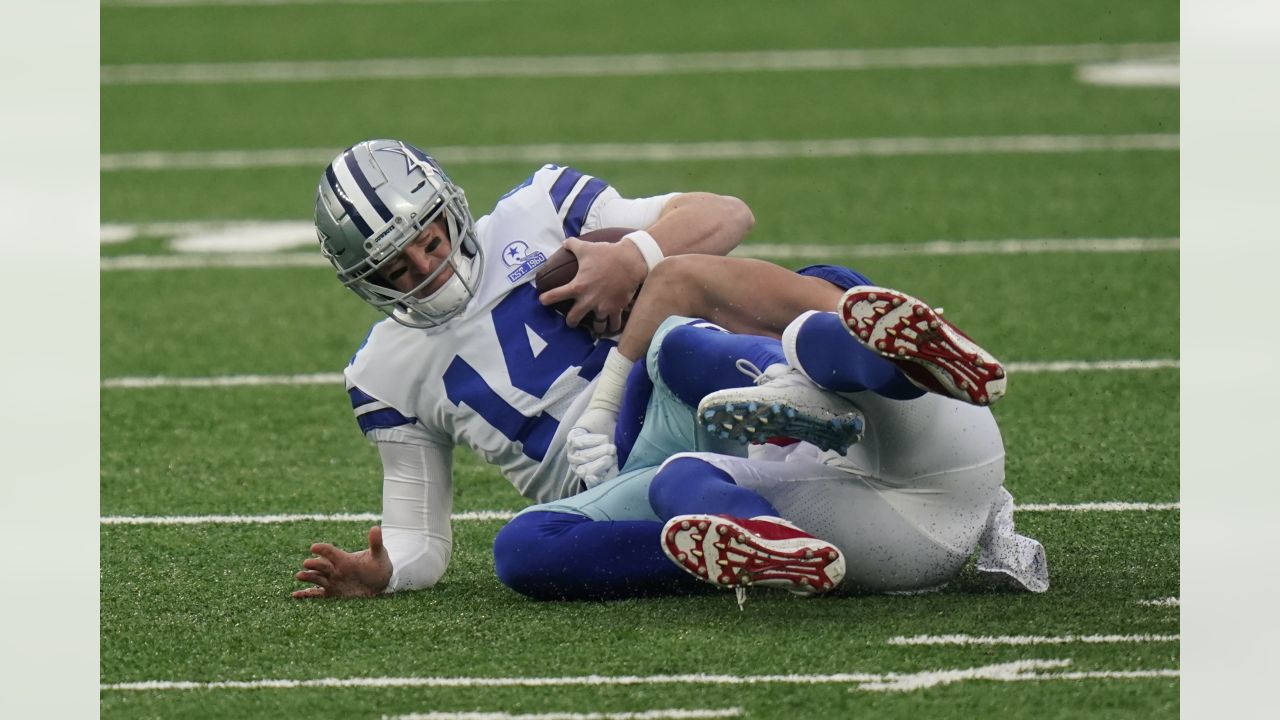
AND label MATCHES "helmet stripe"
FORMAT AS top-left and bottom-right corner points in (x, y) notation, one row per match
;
(324, 163), (373, 238)
(331, 152), (389, 239)
(342, 151), (392, 225)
